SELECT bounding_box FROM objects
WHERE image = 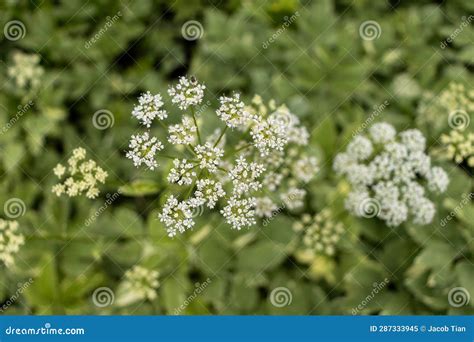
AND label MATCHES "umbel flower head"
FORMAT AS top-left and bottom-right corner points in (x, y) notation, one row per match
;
(293, 209), (344, 256)
(439, 130), (474, 167)
(417, 82), (474, 133)
(334, 122), (449, 227)
(124, 76), (318, 237)
(0, 219), (24, 267)
(123, 265), (160, 301)
(7, 51), (44, 97)
(52, 147), (108, 199)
